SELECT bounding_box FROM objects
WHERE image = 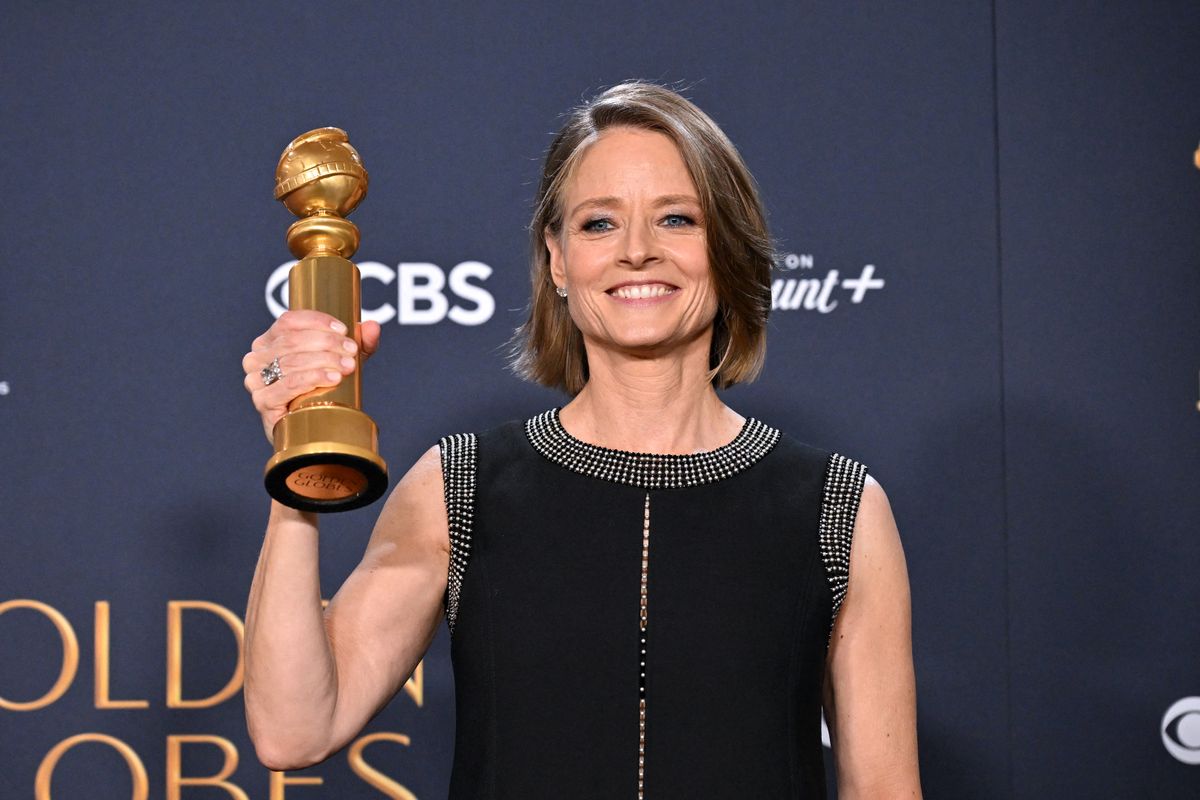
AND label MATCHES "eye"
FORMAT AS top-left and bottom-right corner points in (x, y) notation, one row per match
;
(661, 213), (696, 227)
(581, 217), (614, 232)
